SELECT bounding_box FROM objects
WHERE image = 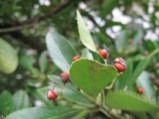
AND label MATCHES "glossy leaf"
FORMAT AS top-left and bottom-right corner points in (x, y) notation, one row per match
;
(5, 107), (81, 119)
(48, 75), (94, 107)
(0, 38), (18, 73)
(127, 49), (159, 89)
(13, 90), (31, 110)
(0, 91), (14, 116)
(77, 11), (97, 52)
(70, 59), (117, 98)
(105, 91), (158, 112)
(46, 30), (76, 72)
